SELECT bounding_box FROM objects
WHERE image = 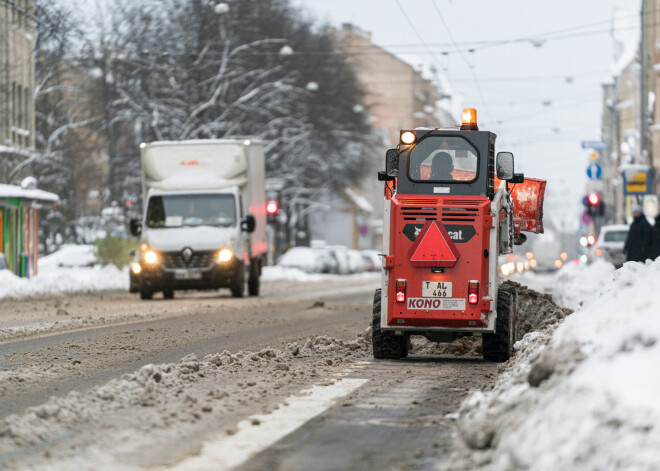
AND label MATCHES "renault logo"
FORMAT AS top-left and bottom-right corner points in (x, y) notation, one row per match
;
(182, 247), (193, 263)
